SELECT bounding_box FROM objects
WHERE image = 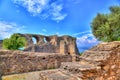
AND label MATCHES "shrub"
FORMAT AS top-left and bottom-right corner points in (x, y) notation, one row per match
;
(2, 34), (27, 50)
